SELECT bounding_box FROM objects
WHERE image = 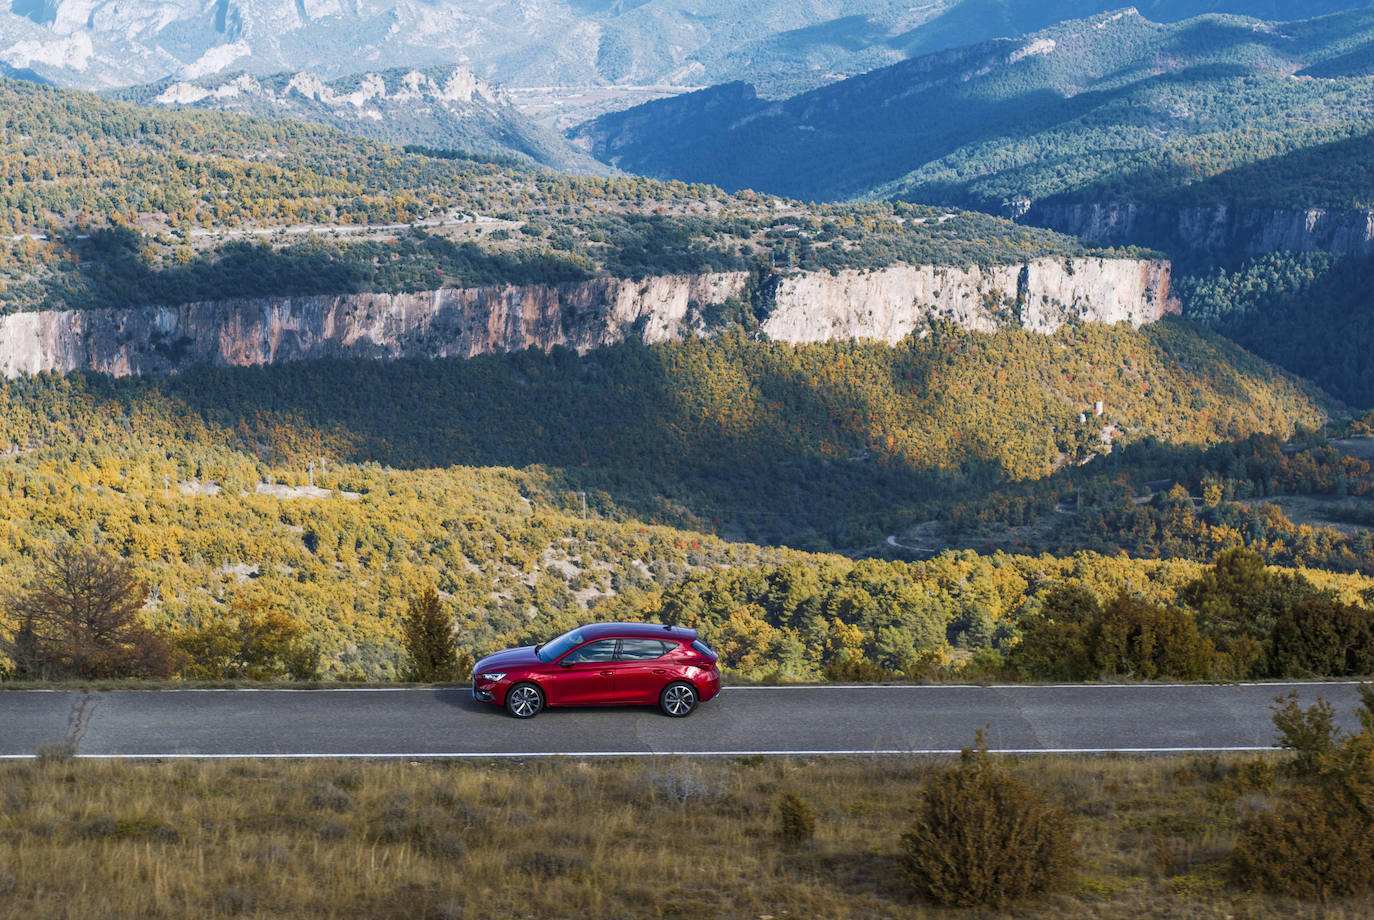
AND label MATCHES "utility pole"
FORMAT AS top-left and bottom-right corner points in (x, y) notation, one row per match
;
(309, 461), (315, 488)
(164, 473), (169, 500)
(321, 457), (326, 476)
(575, 490), (587, 520)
